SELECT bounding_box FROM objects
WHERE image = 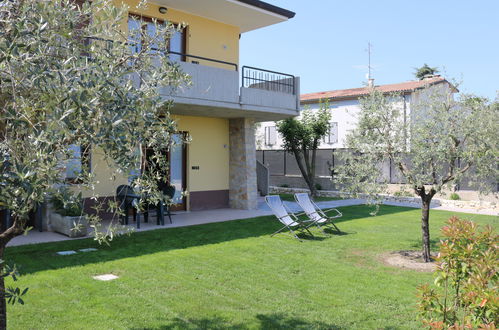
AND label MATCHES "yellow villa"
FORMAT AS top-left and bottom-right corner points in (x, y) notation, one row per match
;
(73, 0), (299, 215)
